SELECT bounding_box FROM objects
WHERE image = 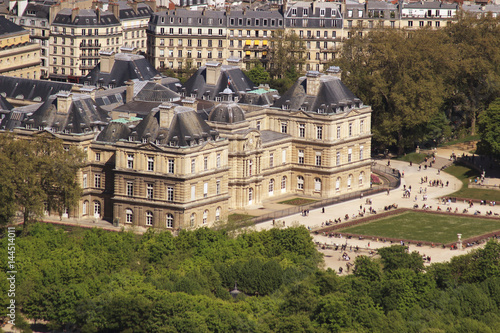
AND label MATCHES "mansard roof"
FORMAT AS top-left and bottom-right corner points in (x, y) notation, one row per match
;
(81, 53), (159, 87)
(273, 72), (363, 114)
(134, 81), (181, 102)
(97, 104), (217, 147)
(0, 92), (109, 133)
(0, 16), (26, 36)
(238, 86), (279, 106)
(52, 8), (120, 26)
(0, 76), (73, 103)
(115, 1), (153, 20)
(183, 64), (256, 101)
(21, 1), (54, 19)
